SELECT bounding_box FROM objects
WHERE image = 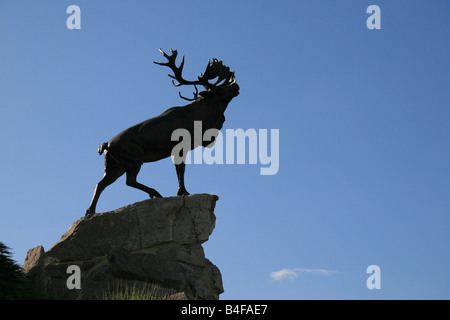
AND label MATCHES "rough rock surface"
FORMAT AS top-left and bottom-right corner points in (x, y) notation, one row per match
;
(22, 194), (223, 300)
